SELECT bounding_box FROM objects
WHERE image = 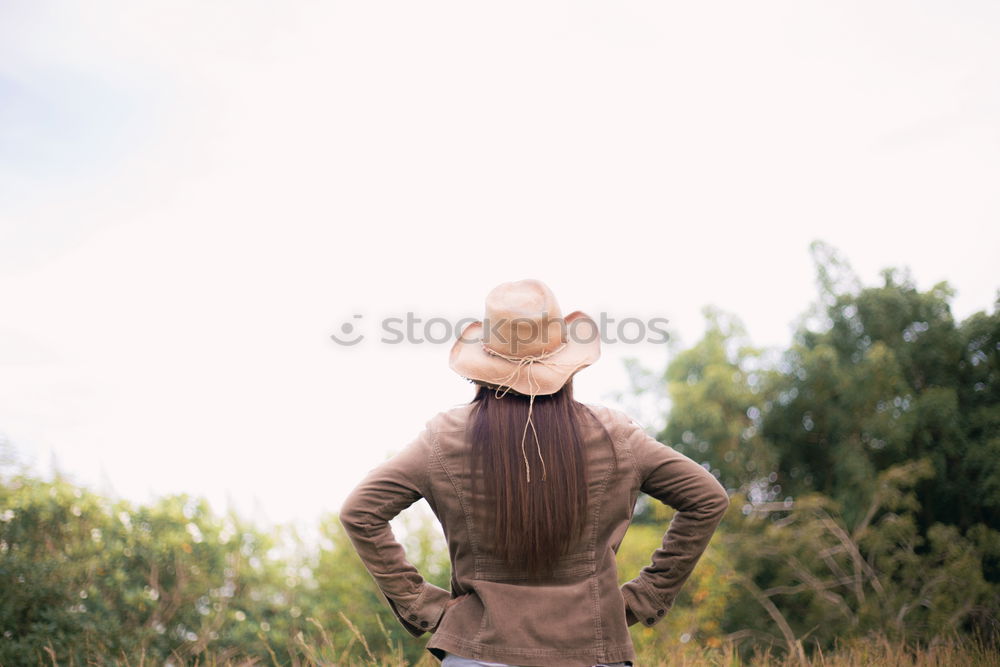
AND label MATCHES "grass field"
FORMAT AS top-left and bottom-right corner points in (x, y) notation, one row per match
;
(42, 626), (991, 667)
